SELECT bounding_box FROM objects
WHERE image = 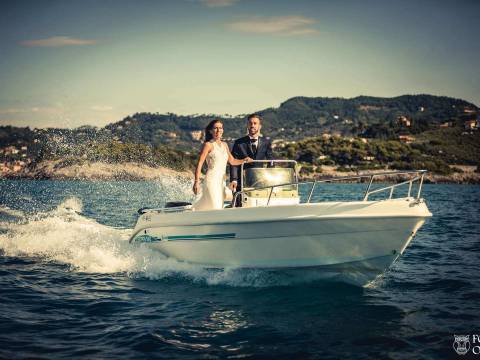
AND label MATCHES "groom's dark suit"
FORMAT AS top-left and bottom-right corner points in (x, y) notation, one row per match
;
(230, 135), (274, 206)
